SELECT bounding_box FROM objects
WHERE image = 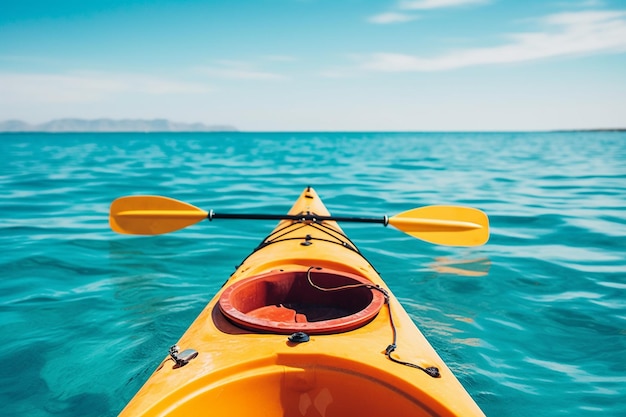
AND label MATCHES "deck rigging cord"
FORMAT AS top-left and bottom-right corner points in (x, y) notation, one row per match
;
(233, 214), (379, 273)
(305, 267), (440, 378)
